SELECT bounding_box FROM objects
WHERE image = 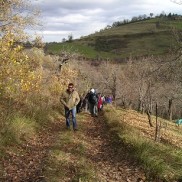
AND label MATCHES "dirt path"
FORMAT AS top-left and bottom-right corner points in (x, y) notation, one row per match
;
(2, 121), (61, 182)
(83, 112), (146, 182)
(2, 112), (146, 182)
